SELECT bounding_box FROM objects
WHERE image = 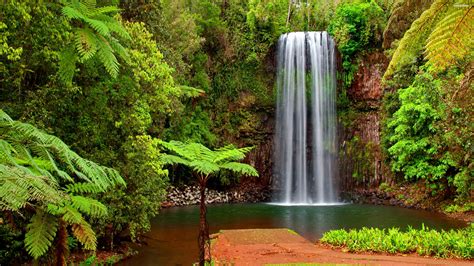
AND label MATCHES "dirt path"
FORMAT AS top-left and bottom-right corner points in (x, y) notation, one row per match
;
(211, 229), (472, 265)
